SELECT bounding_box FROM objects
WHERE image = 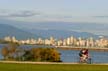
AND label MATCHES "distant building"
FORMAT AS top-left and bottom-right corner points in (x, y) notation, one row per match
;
(3, 35), (108, 48)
